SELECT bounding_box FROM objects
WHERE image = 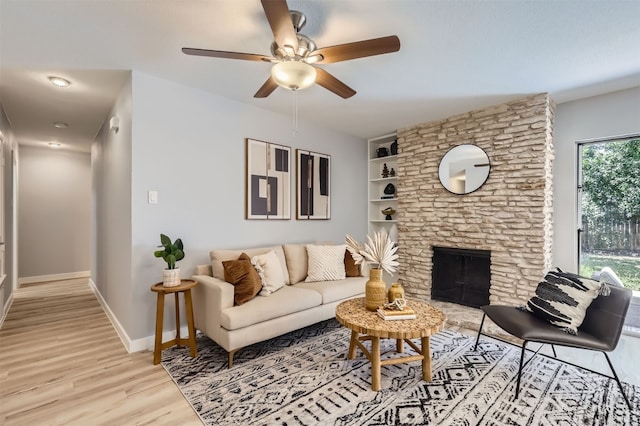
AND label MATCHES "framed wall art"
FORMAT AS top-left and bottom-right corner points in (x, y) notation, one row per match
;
(296, 149), (331, 220)
(246, 138), (291, 220)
